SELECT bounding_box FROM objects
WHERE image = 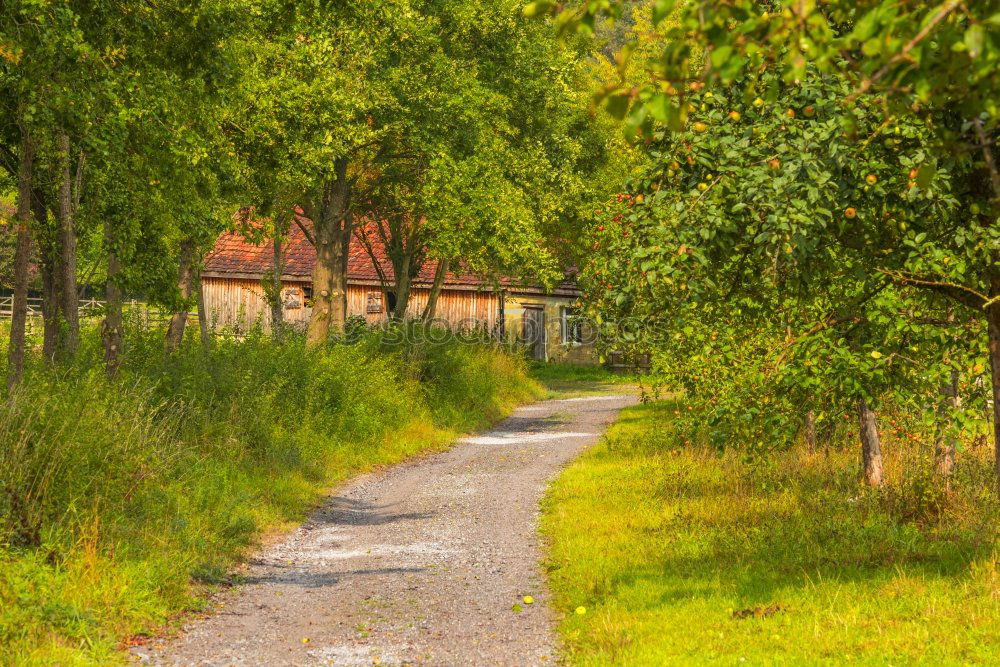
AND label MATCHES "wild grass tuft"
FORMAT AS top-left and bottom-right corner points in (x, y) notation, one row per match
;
(0, 321), (540, 663)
